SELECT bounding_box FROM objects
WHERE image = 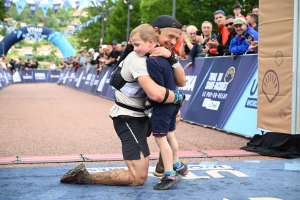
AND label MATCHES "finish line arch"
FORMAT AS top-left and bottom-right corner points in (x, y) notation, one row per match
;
(0, 26), (76, 59)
